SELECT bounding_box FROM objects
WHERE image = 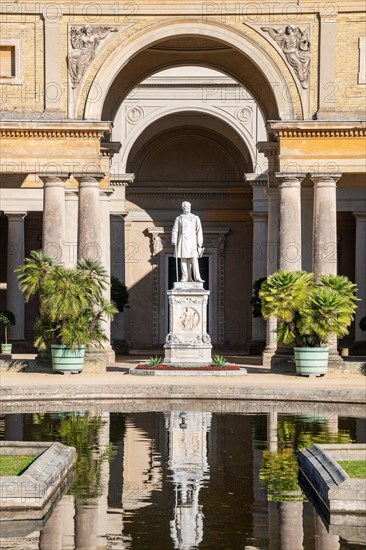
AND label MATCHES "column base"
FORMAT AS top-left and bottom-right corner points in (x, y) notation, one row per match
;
(270, 352), (296, 373)
(249, 340), (266, 355)
(327, 349), (344, 370)
(352, 340), (366, 356)
(262, 346), (276, 367)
